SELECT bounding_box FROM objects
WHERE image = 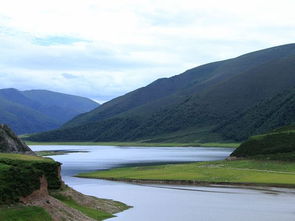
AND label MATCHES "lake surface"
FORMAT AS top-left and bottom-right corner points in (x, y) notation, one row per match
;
(30, 145), (295, 221)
